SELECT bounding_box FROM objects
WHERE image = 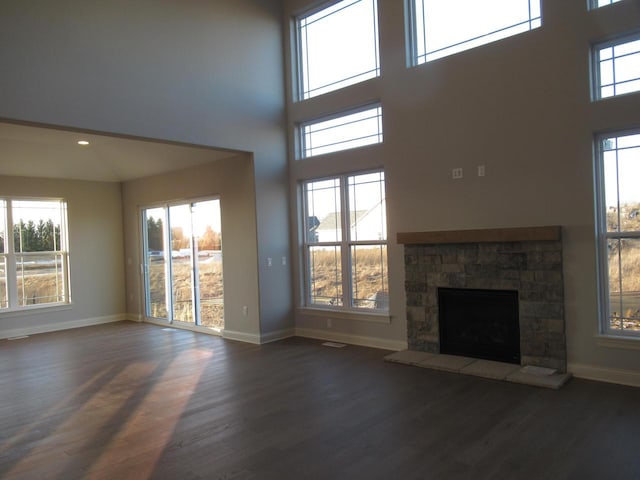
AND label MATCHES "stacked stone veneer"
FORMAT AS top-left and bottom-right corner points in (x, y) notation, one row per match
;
(405, 240), (566, 372)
